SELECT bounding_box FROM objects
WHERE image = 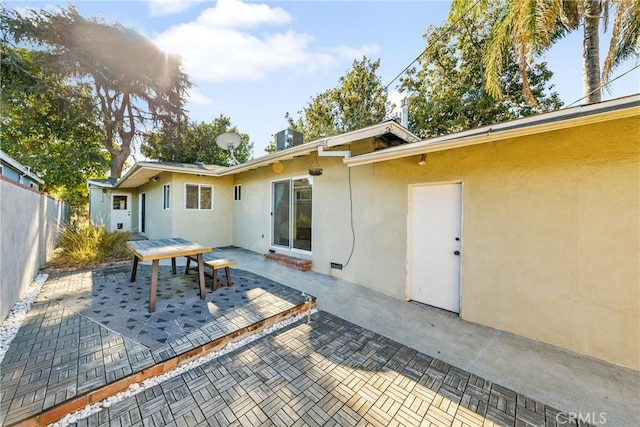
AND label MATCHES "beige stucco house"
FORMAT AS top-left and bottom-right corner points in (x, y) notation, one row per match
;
(88, 95), (640, 371)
